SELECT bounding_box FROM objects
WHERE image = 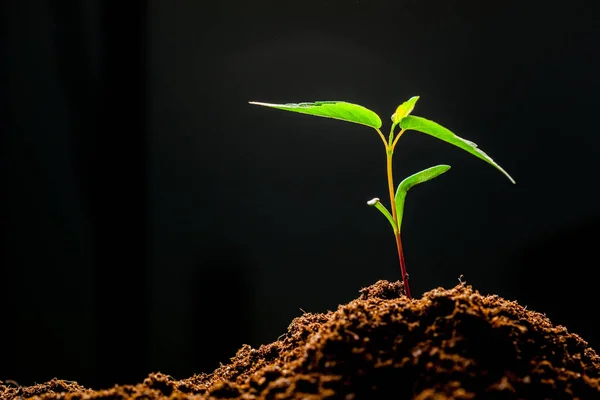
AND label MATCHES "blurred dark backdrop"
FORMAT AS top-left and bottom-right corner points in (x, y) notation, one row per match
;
(2, 0), (599, 390)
